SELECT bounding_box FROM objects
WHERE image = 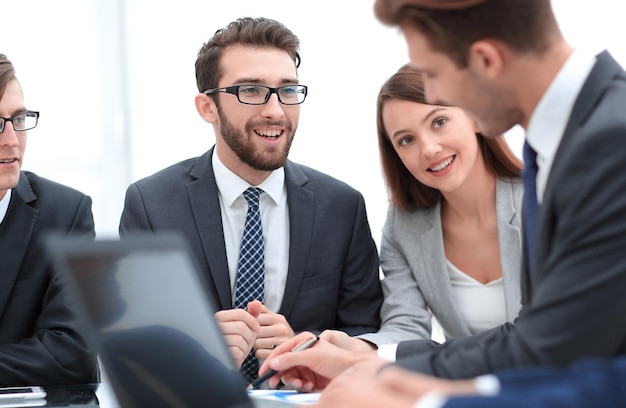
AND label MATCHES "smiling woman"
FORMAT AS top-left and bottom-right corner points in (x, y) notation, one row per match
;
(0, 0), (624, 240)
(326, 64), (524, 350)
